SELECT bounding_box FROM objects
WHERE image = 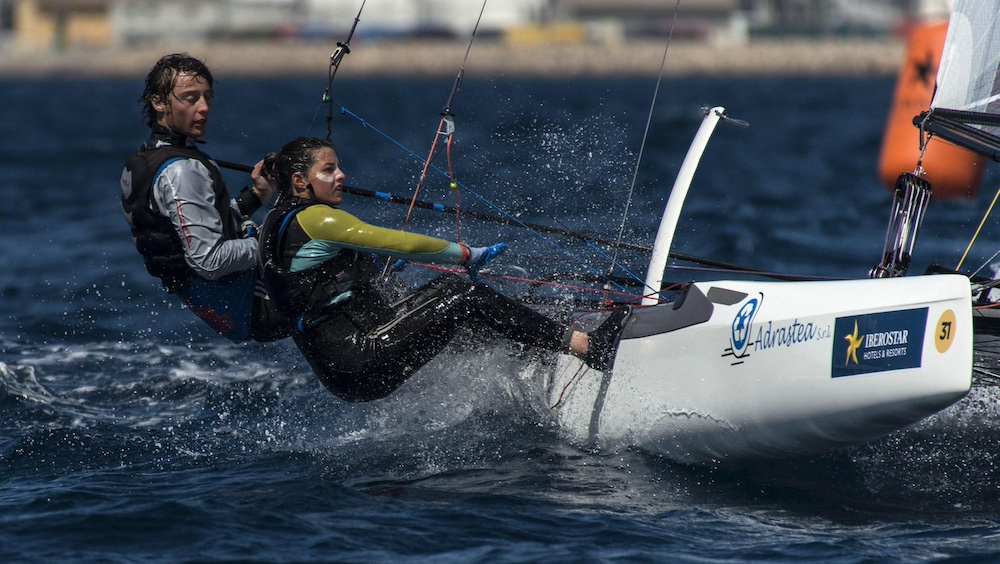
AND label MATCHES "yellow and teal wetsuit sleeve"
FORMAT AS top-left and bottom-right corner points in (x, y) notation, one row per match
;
(289, 205), (466, 272)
